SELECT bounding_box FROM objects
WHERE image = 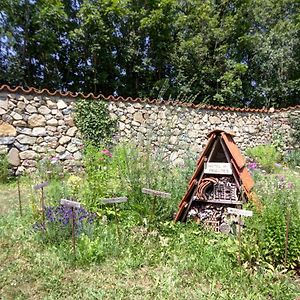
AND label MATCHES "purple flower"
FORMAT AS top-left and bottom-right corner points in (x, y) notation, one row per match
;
(50, 156), (59, 164)
(286, 182), (295, 190)
(101, 149), (112, 158)
(276, 175), (286, 182)
(33, 204), (96, 237)
(248, 162), (258, 170)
